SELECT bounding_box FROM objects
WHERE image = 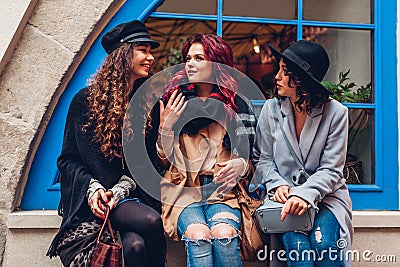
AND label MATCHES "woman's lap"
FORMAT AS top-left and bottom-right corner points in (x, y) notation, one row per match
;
(110, 199), (162, 233)
(177, 203), (241, 237)
(281, 204), (343, 266)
